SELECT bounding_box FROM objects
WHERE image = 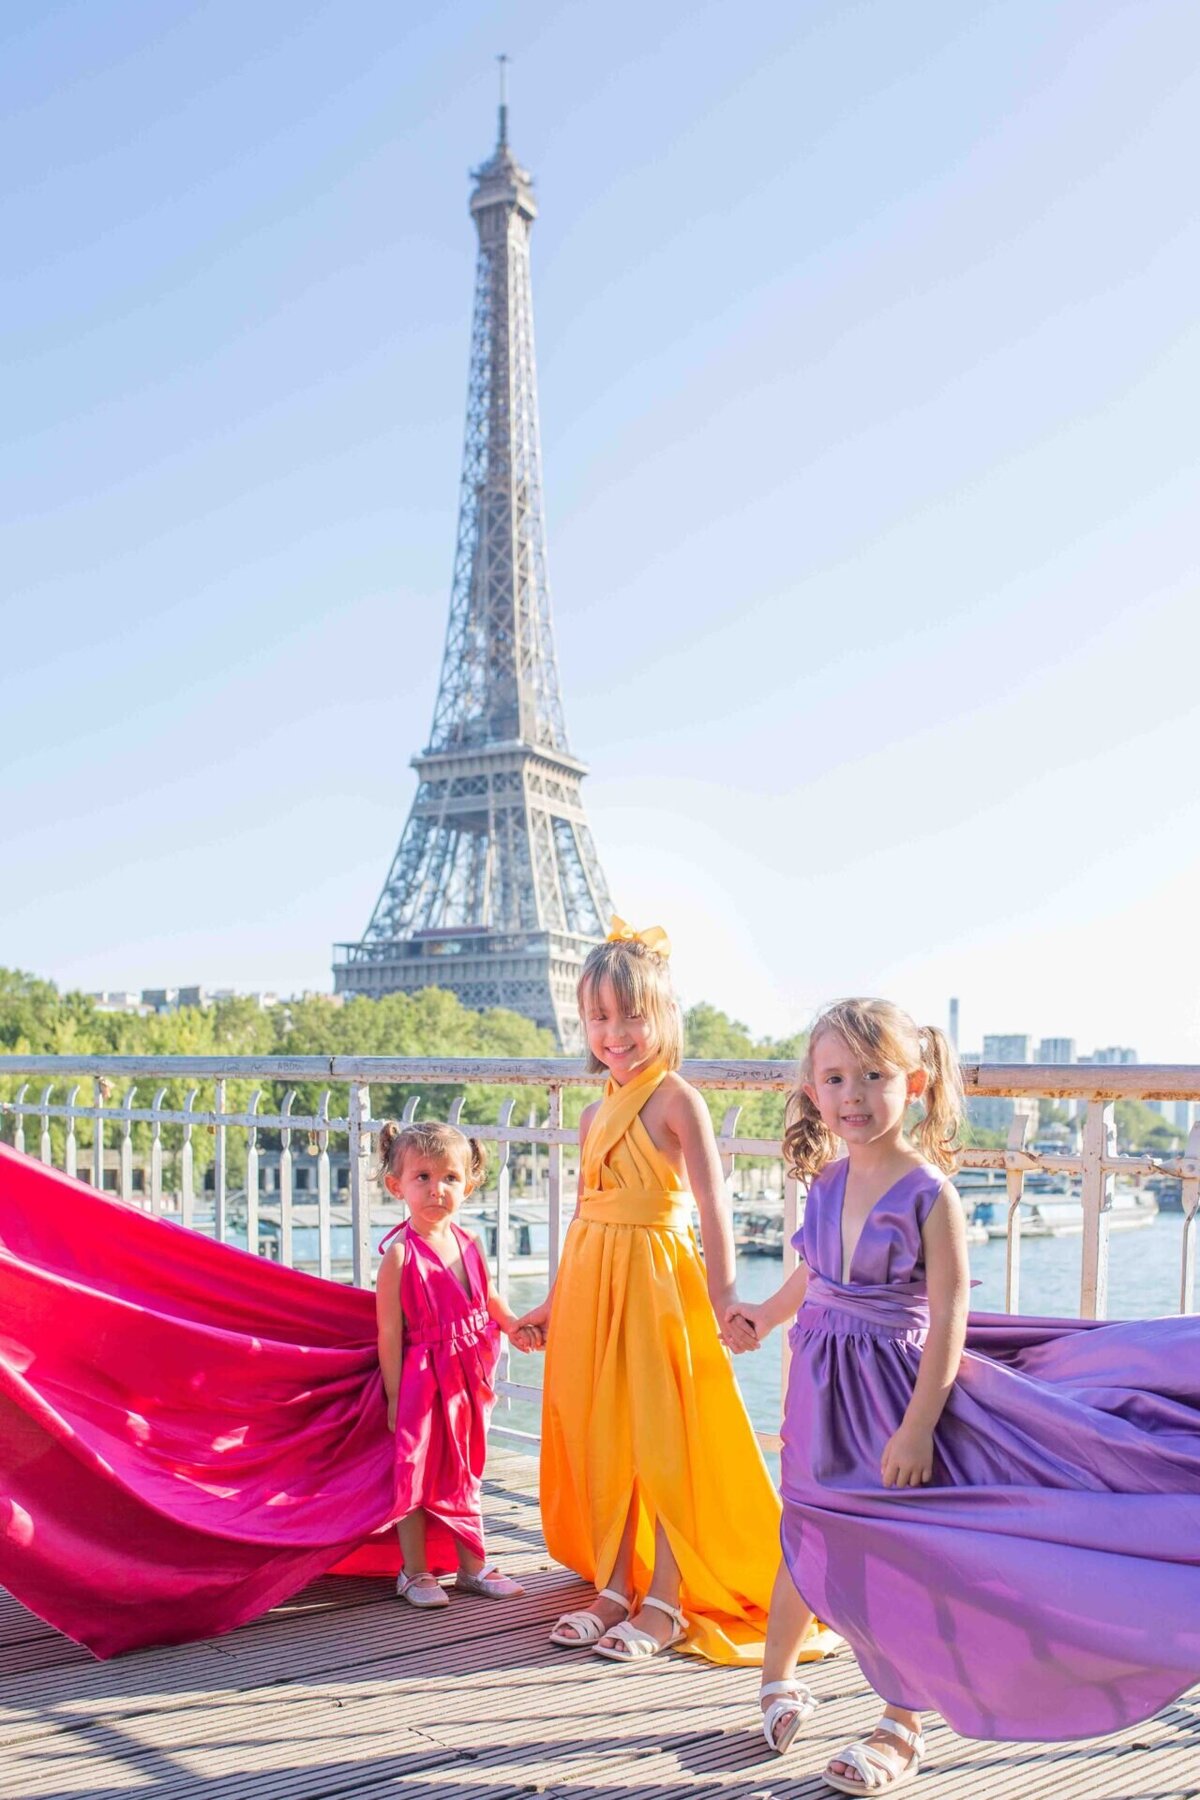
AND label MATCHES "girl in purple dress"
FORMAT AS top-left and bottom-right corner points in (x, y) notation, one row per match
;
(728, 998), (1200, 1792)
